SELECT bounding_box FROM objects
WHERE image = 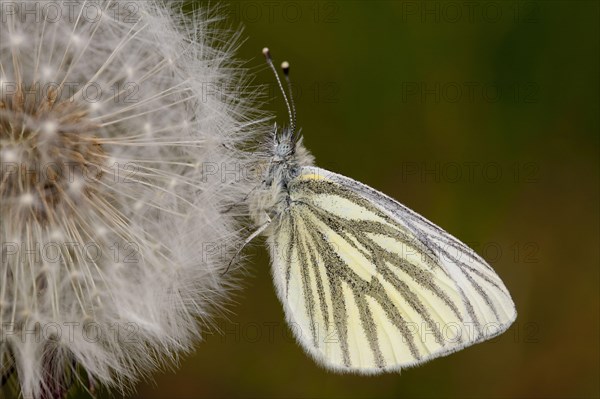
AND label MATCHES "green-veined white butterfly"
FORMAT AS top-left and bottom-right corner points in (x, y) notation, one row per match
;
(245, 48), (516, 374)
